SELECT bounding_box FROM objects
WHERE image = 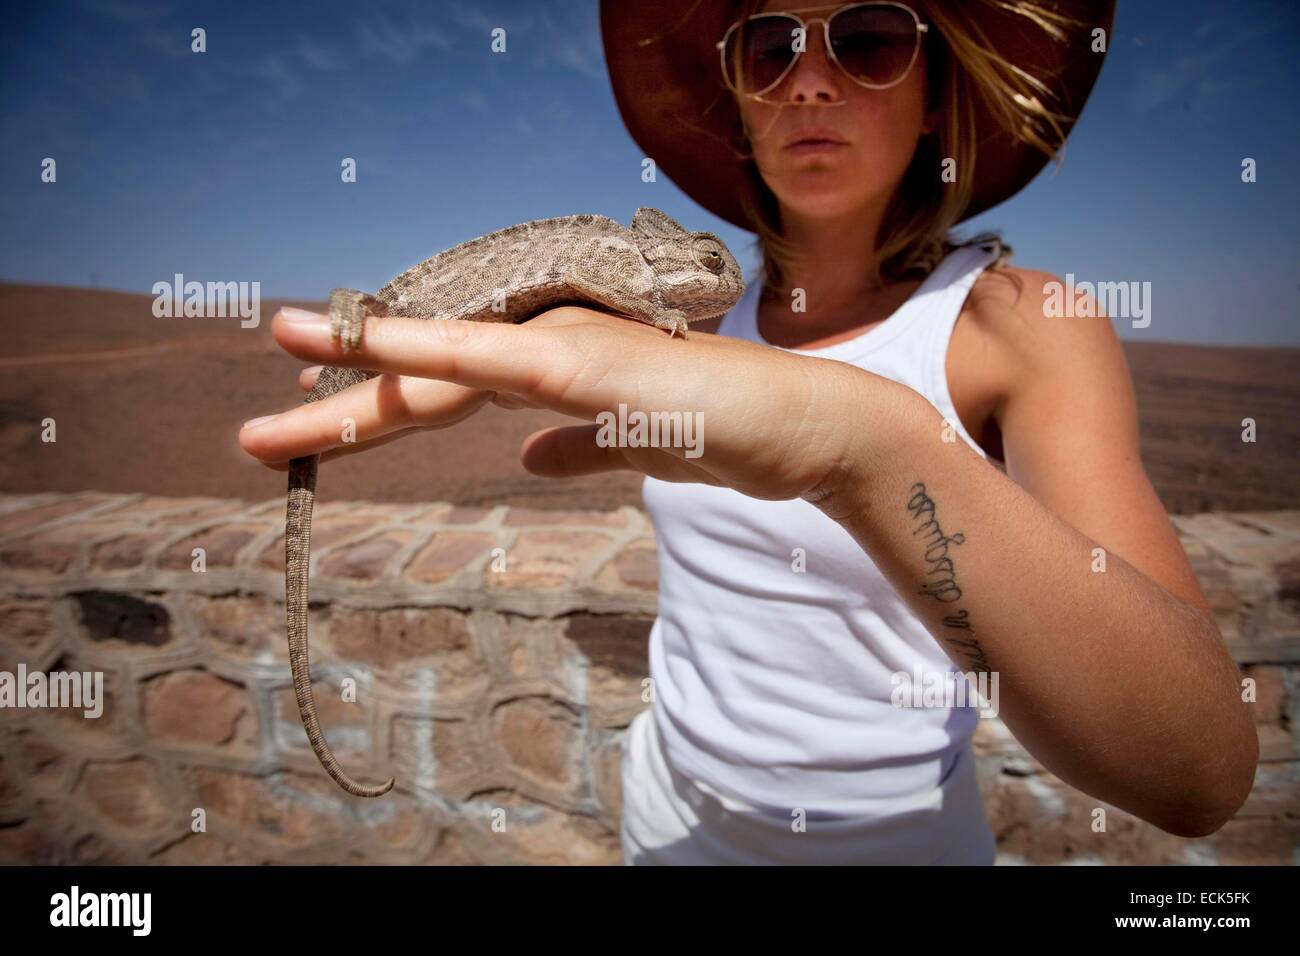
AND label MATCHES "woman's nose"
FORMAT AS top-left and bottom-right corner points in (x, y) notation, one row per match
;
(783, 22), (844, 105)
